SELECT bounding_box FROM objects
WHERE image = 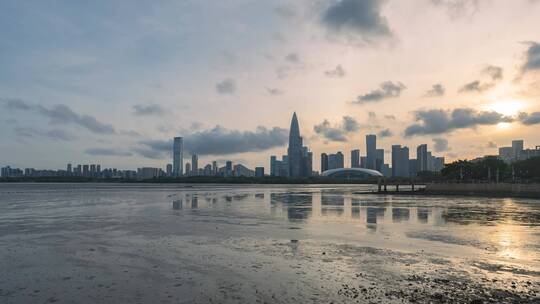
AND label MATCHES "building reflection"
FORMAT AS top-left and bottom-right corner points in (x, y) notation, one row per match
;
(417, 208), (429, 223)
(392, 208), (410, 222)
(168, 189), (487, 230)
(191, 196), (198, 209)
